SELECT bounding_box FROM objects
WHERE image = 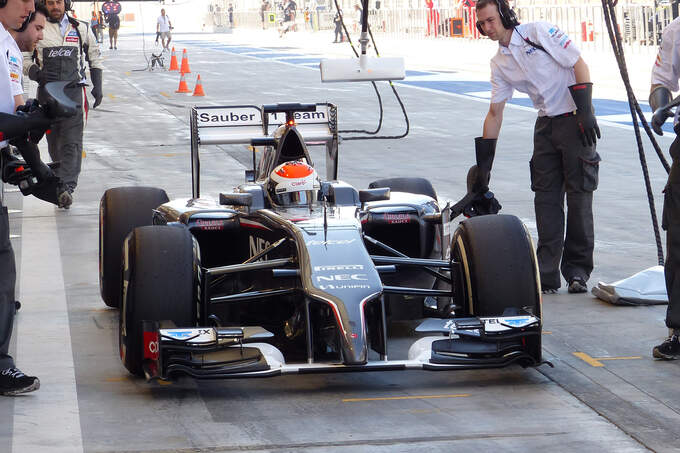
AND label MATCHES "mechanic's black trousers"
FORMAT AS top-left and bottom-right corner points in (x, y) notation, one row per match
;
(0, 205), (16, 369)
(531, 115), (600, 289)
(47, 86), (85, 193)
(663, 134), (680, 329)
